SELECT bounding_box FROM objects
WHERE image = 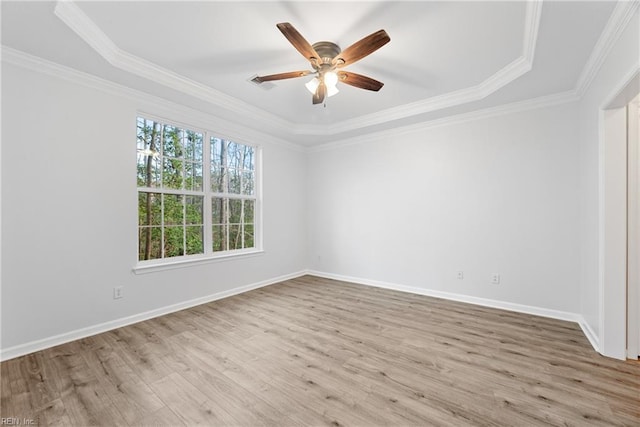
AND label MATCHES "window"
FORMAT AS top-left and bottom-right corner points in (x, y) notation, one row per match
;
(136, 116), (258, 264)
